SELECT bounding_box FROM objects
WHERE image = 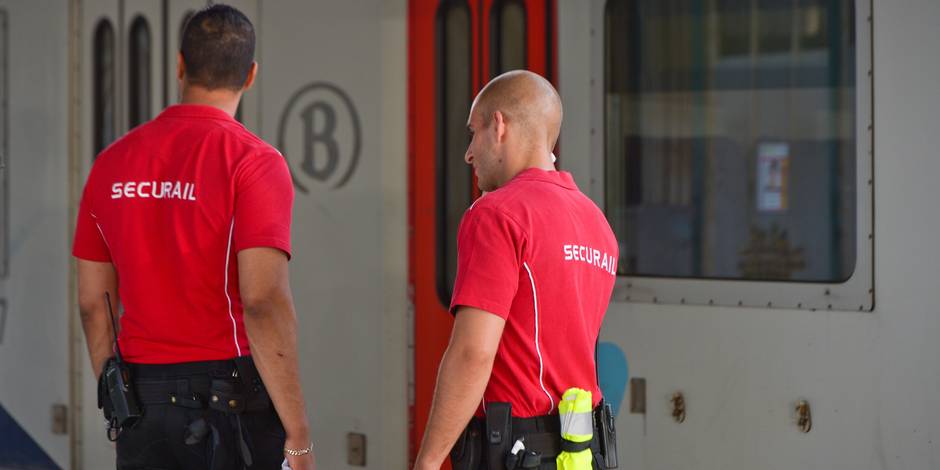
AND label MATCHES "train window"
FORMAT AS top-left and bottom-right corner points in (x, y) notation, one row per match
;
(128, 16), (151, 129)
(93, 19), (116, 156)
(491, 0), (527, 76)
(436, 0), (473, 305)
(0, 10), (6, 278)
(604, 1), (862, 289)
